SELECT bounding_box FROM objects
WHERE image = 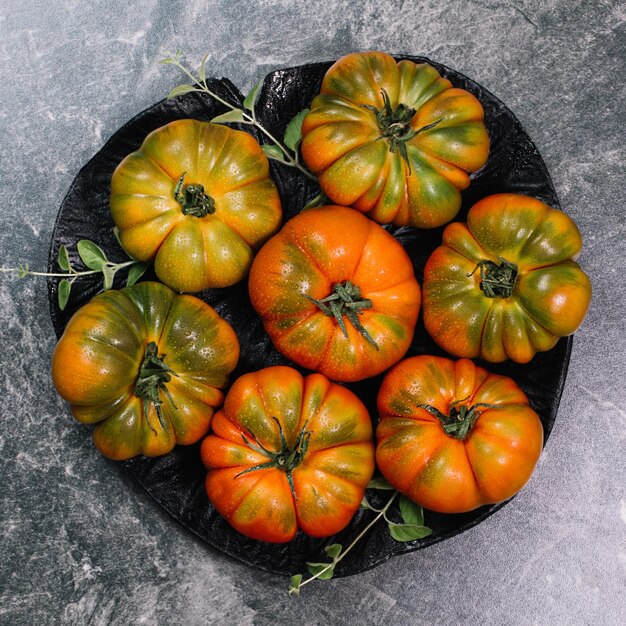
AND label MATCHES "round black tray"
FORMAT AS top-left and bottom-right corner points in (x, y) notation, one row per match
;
(48, 55), (571, 577)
